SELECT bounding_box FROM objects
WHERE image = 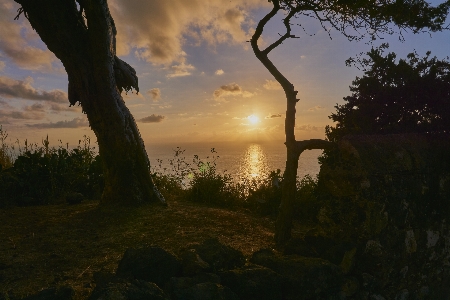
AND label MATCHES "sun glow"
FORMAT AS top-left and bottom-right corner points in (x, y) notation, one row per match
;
(247, 114), (259, 124)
